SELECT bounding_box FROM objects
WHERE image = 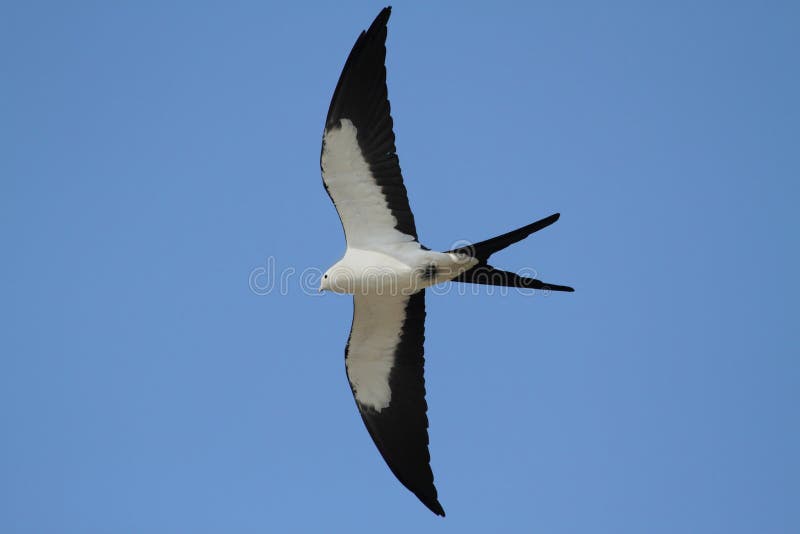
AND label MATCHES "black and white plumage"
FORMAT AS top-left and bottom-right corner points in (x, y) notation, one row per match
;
(319, 7), (573, 516)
